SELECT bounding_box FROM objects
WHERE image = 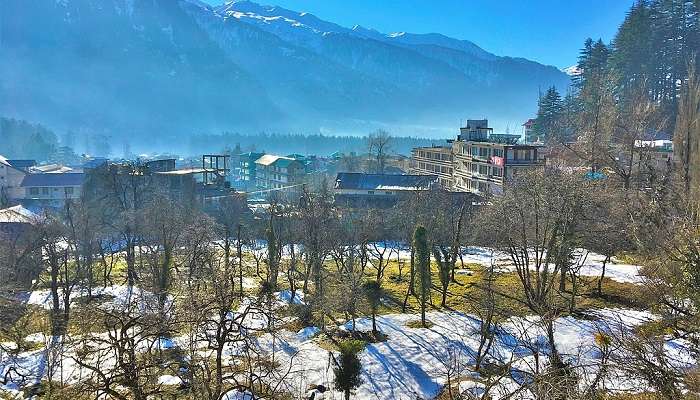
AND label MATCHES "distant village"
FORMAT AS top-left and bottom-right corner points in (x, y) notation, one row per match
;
(0, 117), (675, 227)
